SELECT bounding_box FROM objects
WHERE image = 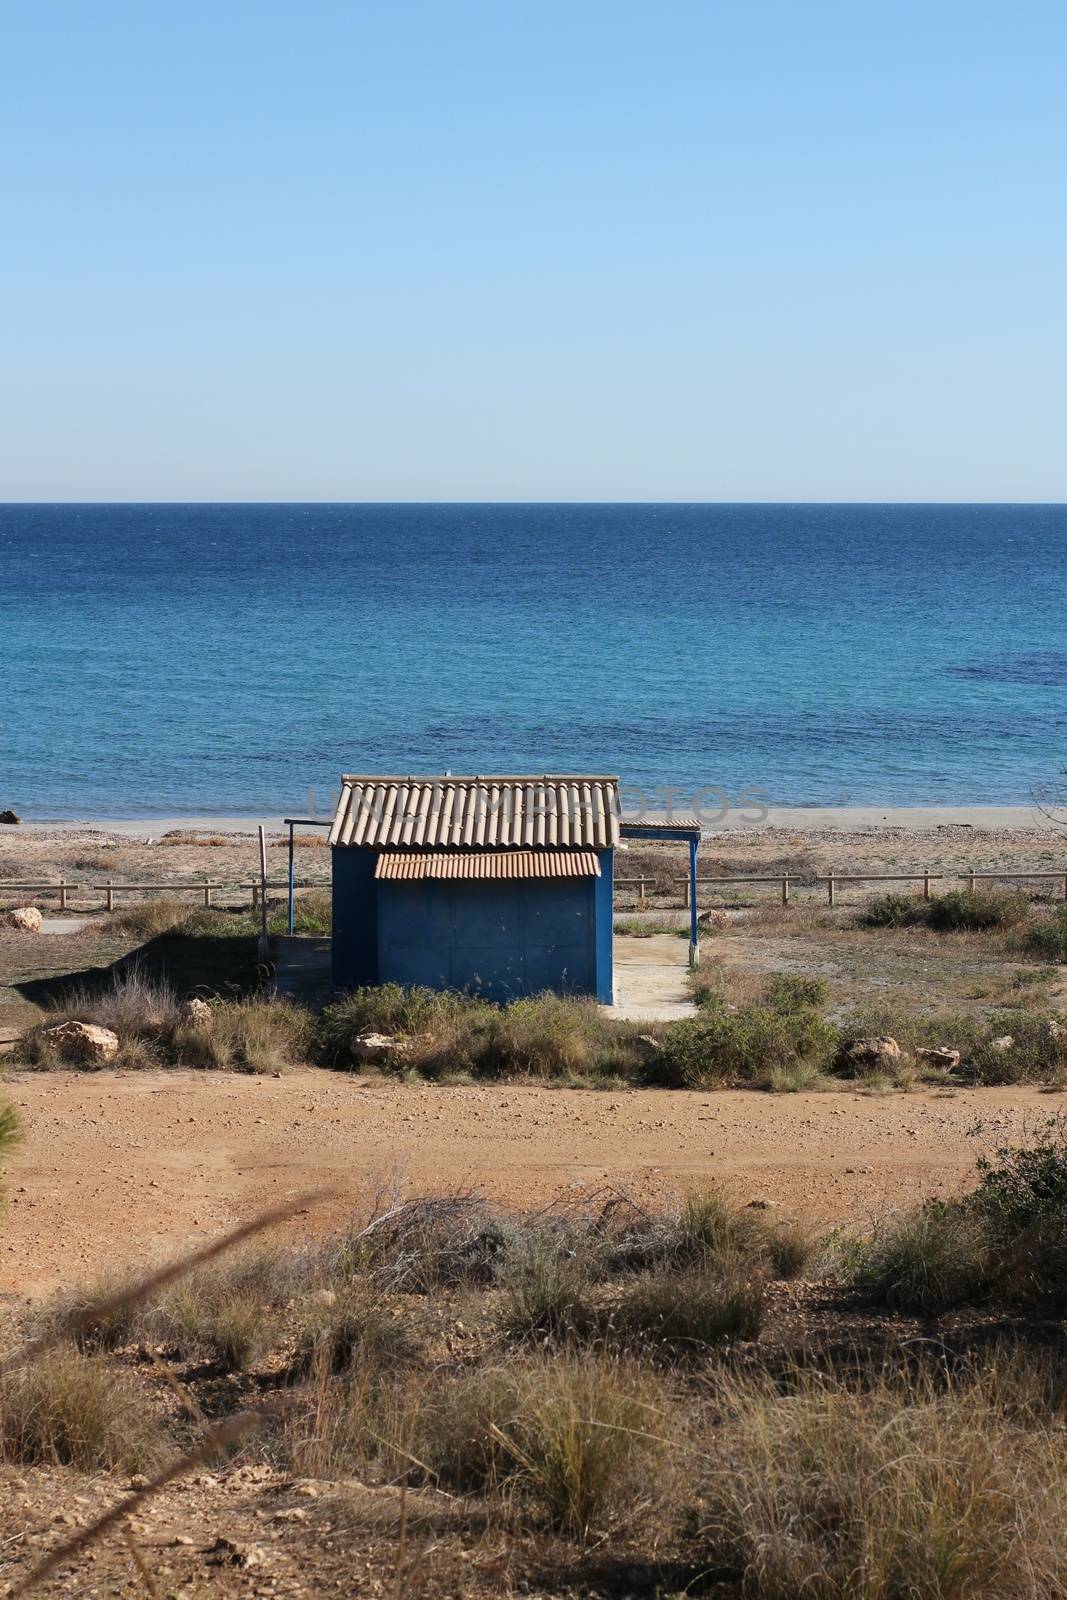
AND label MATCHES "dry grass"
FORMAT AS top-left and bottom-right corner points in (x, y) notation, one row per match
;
(159, 831), (230, 846)
(414, 1353), (679, 1537)
(0, 1349), (165, 1472)
(699, 1357), (1067, 1599)
(16, 969), (312, 1073)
